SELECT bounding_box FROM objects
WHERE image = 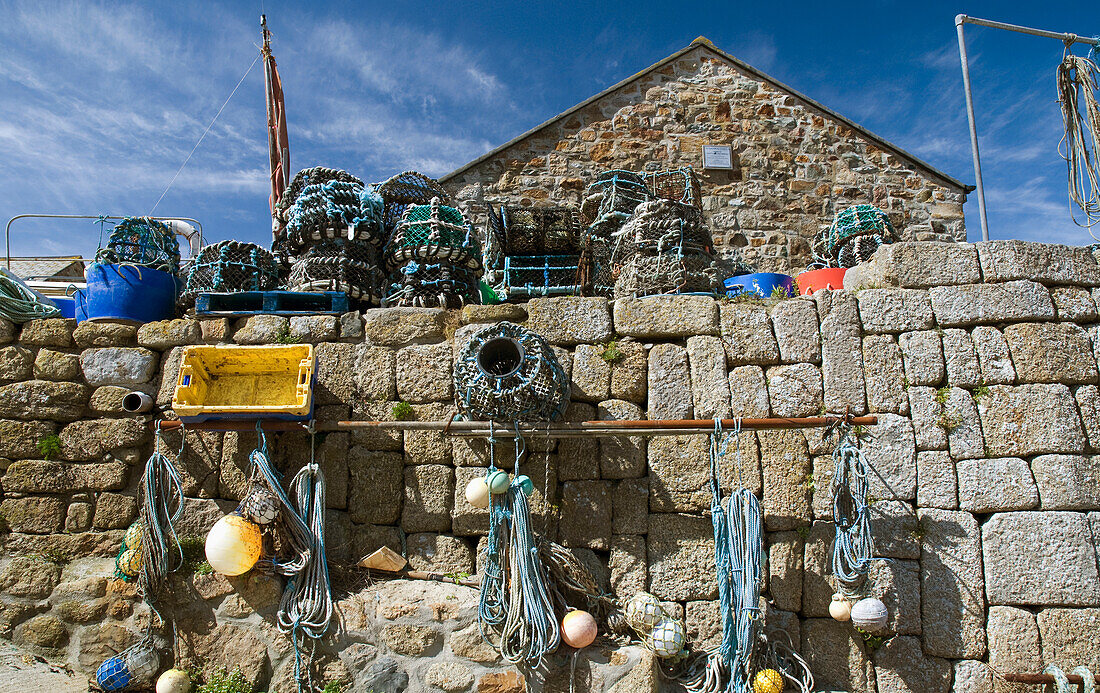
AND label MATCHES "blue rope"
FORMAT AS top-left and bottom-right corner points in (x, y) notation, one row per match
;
(829, 428), (883, 597)
(137, 425), (186, 606)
